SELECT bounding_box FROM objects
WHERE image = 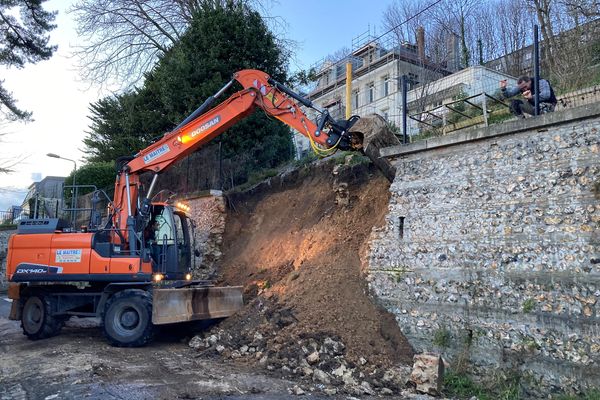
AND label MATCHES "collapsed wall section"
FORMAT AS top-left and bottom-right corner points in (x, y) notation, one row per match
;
(368, 105), (600, 394)
(185, 191), (227, 279)
(0, 229), (16, 291)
